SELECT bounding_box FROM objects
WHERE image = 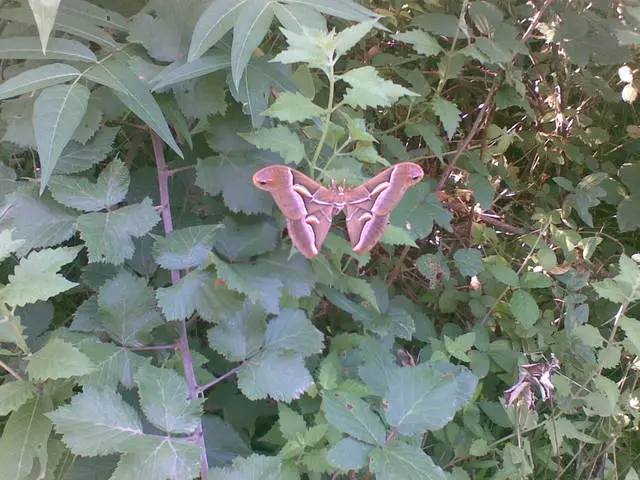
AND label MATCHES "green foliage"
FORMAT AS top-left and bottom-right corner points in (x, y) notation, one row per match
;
(1, 1), (640, 479)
